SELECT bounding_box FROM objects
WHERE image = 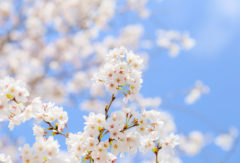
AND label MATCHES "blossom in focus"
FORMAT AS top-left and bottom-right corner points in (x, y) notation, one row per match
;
(0, 77), (68, 130)
(93, 47), (144, 101)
